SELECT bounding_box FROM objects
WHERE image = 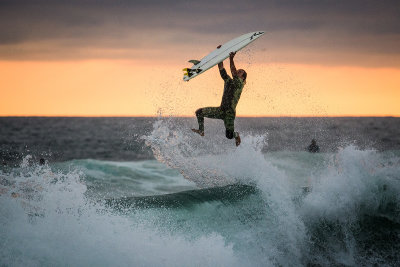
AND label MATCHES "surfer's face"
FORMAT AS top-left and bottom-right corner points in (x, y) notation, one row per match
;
(237, 69), (246, 81)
